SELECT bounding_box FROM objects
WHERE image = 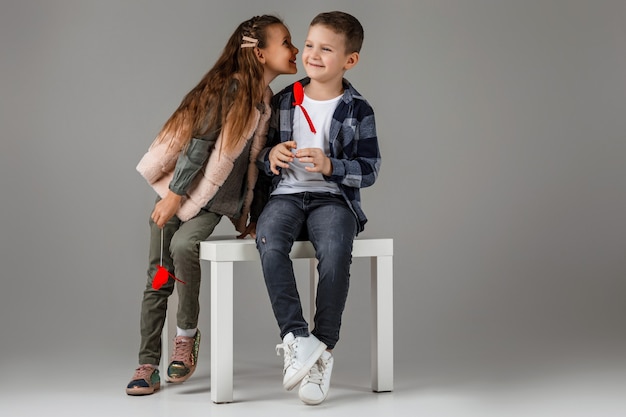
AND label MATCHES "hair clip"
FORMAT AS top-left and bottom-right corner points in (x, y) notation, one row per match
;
(241, 36), (258, 48)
